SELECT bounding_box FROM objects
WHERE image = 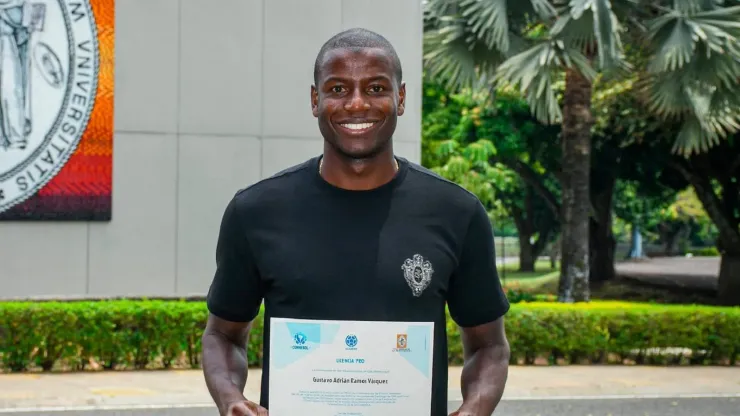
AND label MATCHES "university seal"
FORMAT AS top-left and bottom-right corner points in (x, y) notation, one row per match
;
(0, 0), (99, 214)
